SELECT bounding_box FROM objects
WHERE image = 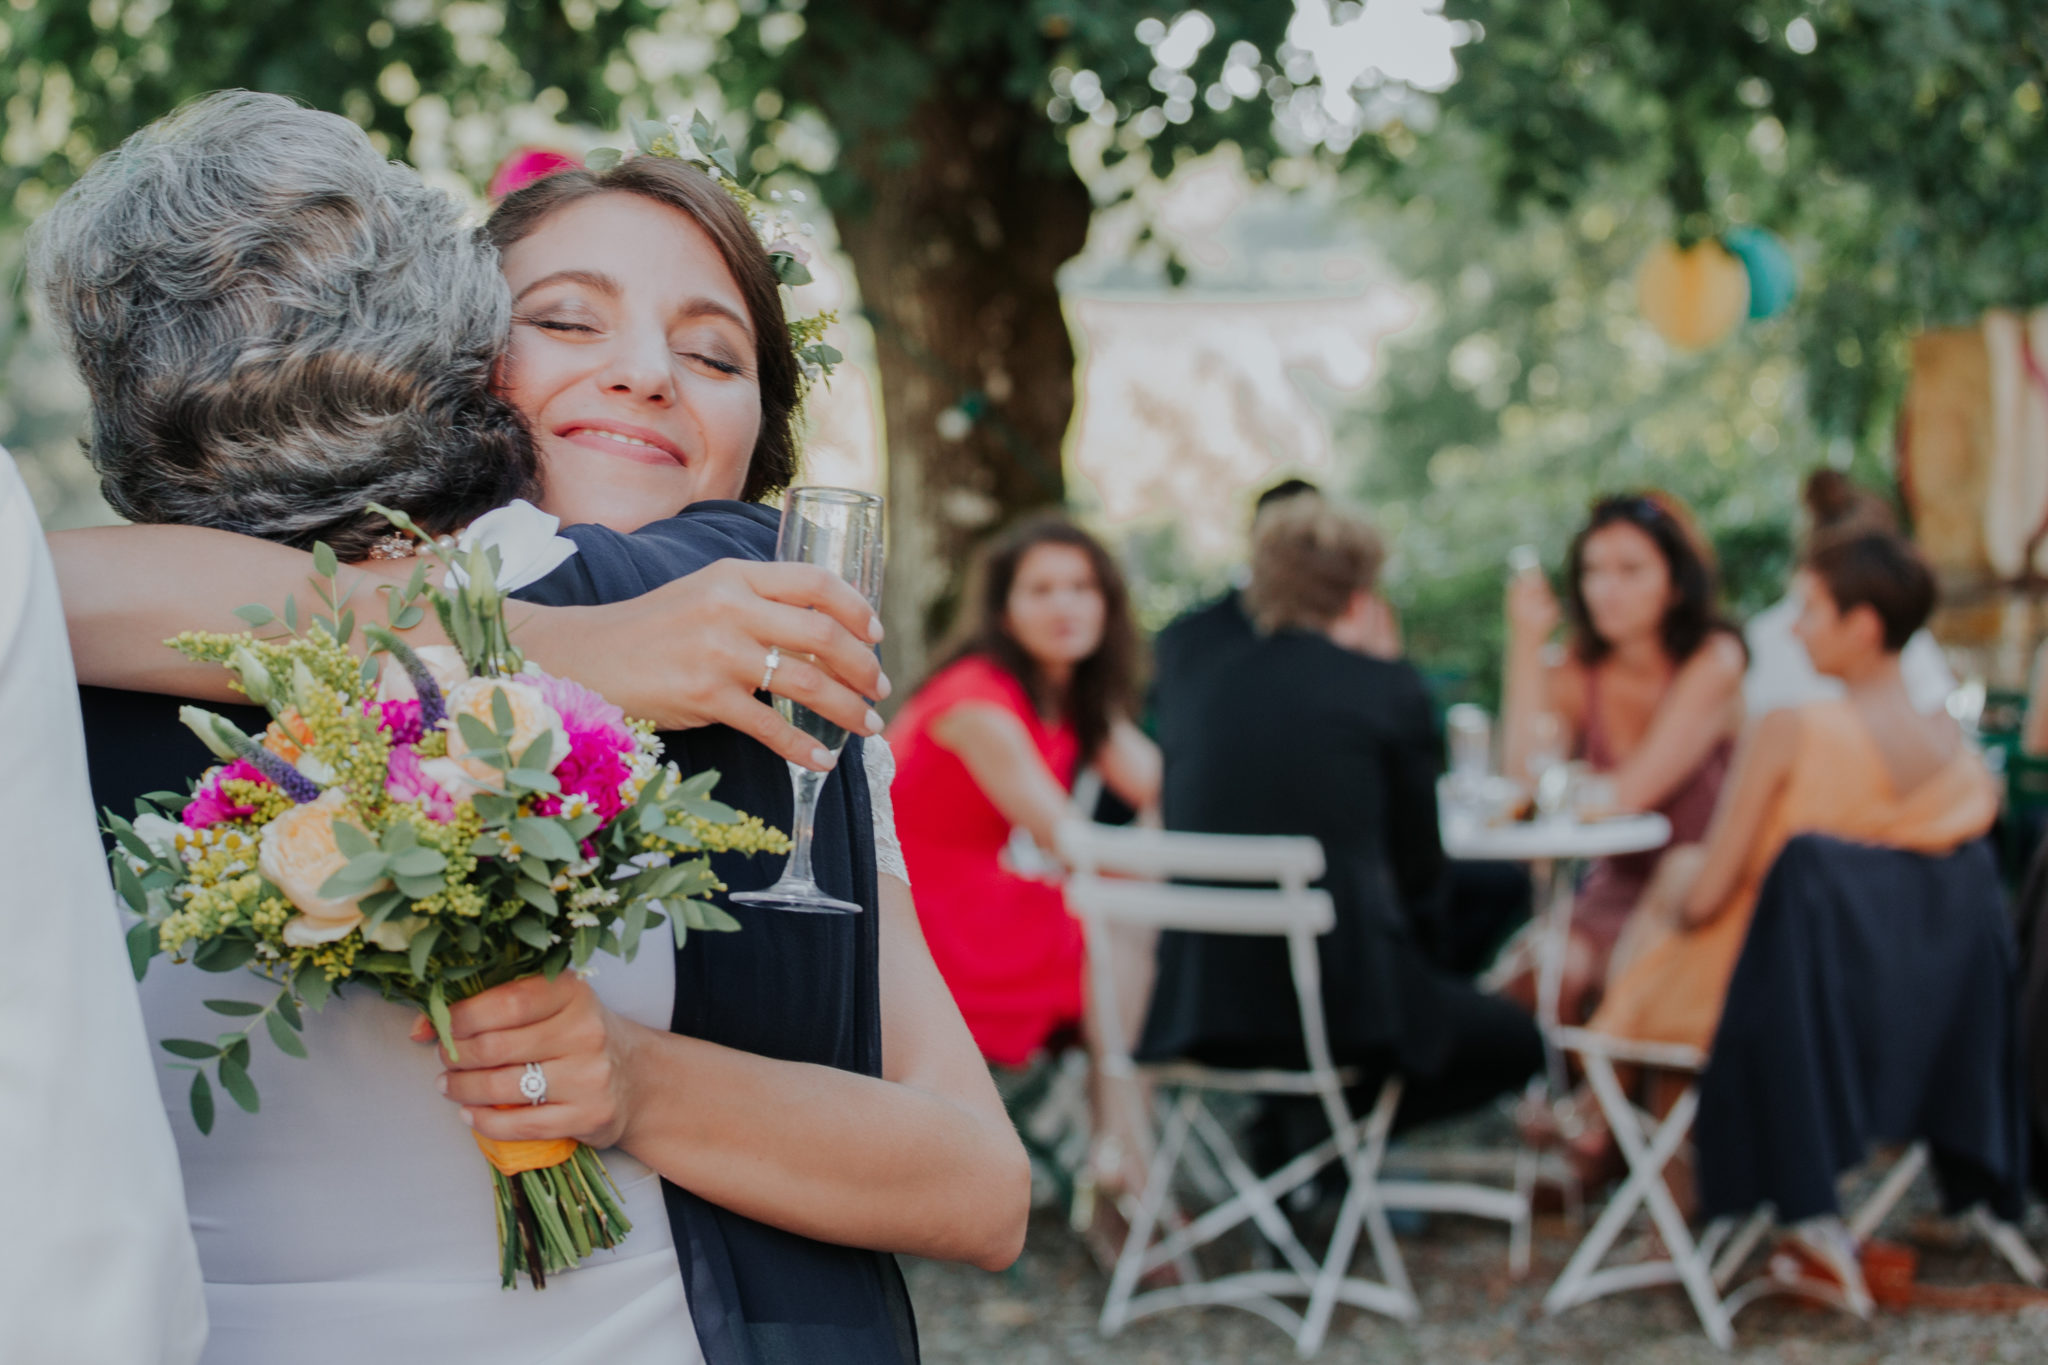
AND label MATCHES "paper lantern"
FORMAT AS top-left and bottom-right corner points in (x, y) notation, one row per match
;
(1723, 226), (1798, 320)
(1636, 239), (1750, 350)
(487, 148), (580, 200)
